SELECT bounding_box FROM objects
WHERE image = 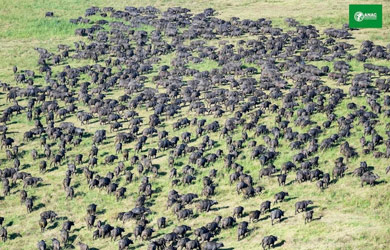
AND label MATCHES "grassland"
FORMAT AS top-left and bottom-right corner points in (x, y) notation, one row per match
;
(0, 1), (390, 250)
